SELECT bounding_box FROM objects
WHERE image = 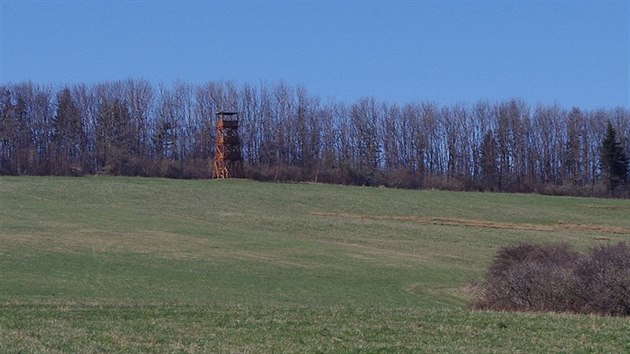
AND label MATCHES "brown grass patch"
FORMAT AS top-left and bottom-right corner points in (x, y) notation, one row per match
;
(2, 227), (222, 260)
(310, 212), (630, 235)
(3, 229), (326, 268)
(226, 250), (321, 269)
(330, 241), (427, 263)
